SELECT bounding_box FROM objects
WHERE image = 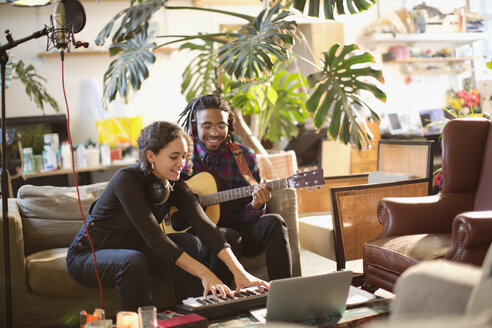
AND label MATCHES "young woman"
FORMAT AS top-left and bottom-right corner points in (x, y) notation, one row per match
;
(66, 121), (268, 311)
